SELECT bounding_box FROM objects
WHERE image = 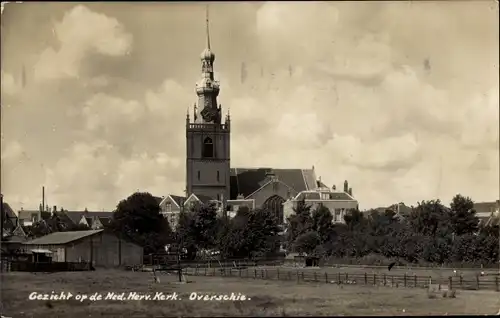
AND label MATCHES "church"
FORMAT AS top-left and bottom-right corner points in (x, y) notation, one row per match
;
(158, 13), (358, 226)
